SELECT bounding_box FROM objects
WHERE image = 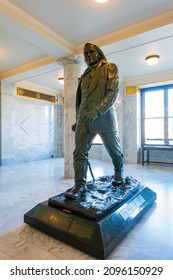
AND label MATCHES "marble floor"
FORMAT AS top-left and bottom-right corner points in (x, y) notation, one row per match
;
(0, 158), (173, 260)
